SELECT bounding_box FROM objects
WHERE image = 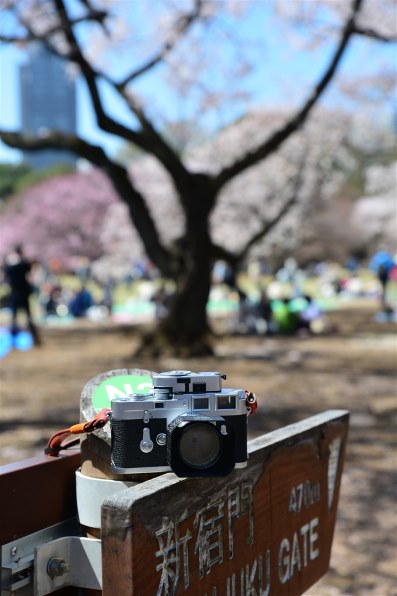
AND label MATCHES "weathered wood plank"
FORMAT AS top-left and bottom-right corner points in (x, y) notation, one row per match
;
(0, 449), (80, 545)
(101, 410), (349, 596)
